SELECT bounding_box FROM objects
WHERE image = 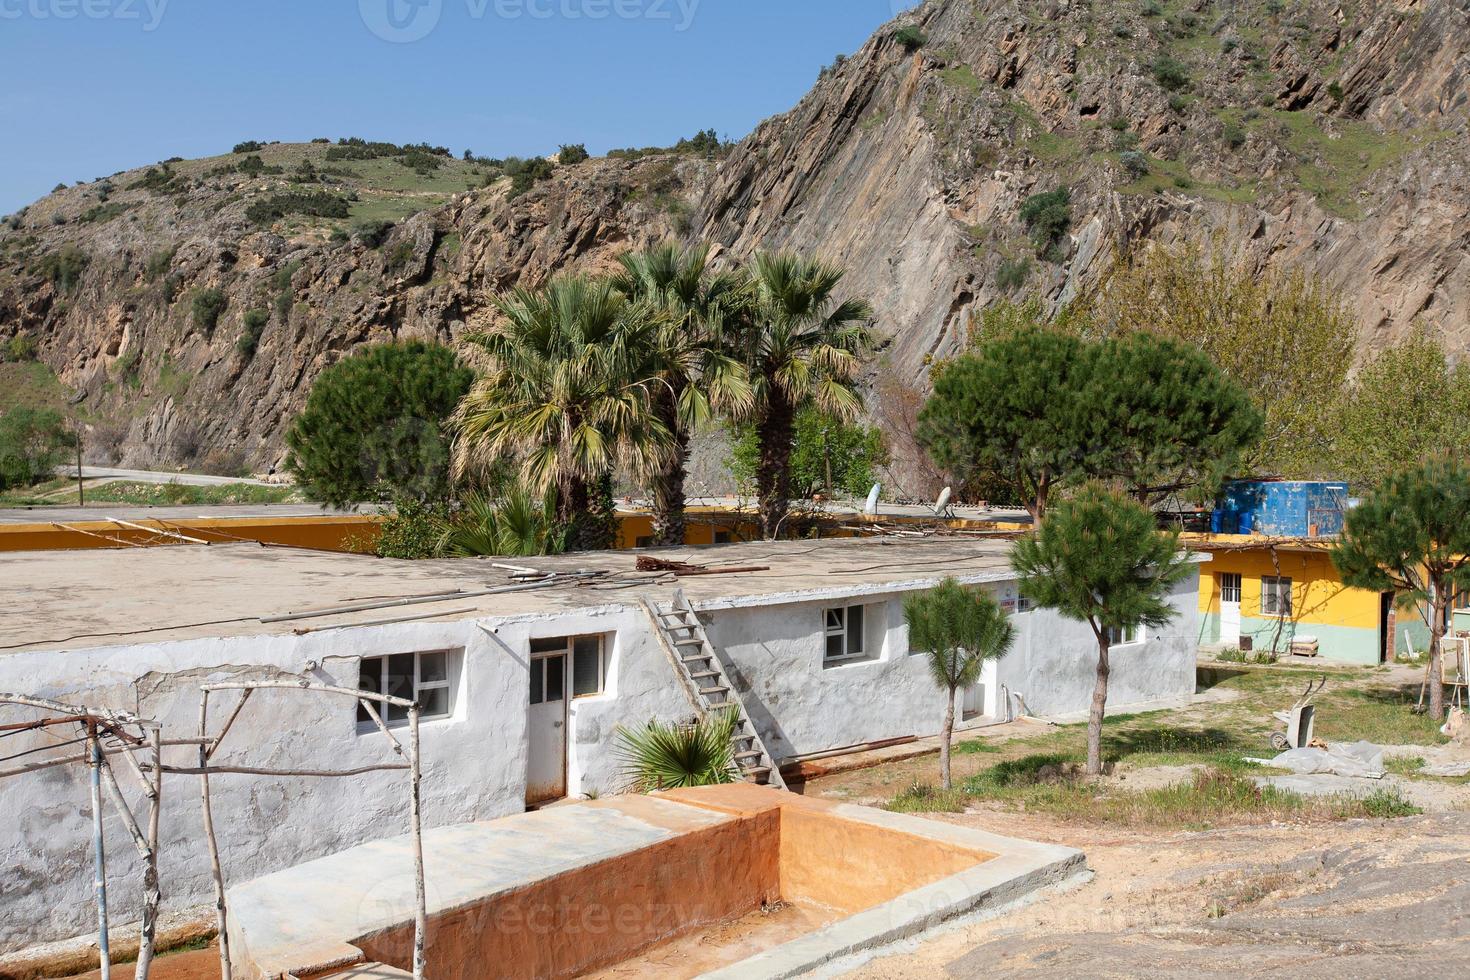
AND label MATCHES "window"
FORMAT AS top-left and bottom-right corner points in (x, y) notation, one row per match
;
(1220, 573), (1242, 604)
(713, 530), (734, 545)
(529, 635), (607, 699)
(1106, 625), (1143, 646)
(1261, 576), (1292, 617)
(635, 535), (654, 549)
(824, 604), (866, 662)
(358, 650), (455, 726)
(1015, 595), (1034, 613)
